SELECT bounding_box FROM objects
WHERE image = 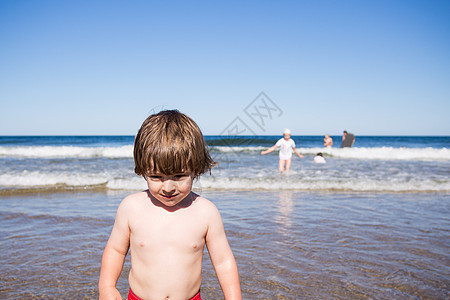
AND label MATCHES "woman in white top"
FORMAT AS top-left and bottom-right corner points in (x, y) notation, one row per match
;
(261, 128), (304, 173)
